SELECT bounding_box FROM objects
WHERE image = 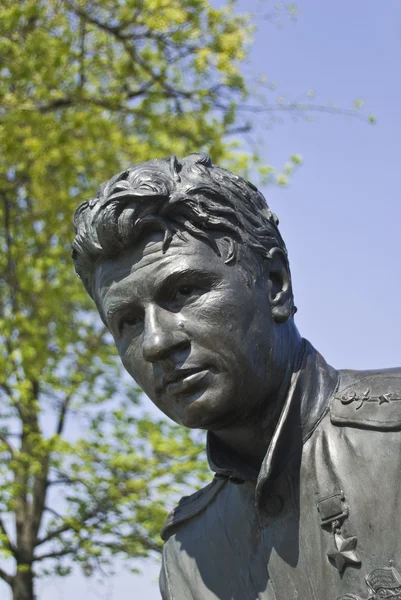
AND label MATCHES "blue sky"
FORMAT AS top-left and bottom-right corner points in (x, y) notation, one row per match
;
(19, 1), (401, 598)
